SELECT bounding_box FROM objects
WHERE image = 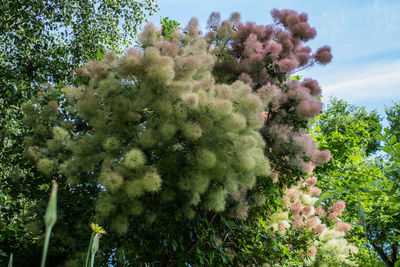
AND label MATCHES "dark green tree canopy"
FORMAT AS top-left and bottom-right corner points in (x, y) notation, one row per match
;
(0, 0), (158, 106)
(0, 1), (158, 265)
